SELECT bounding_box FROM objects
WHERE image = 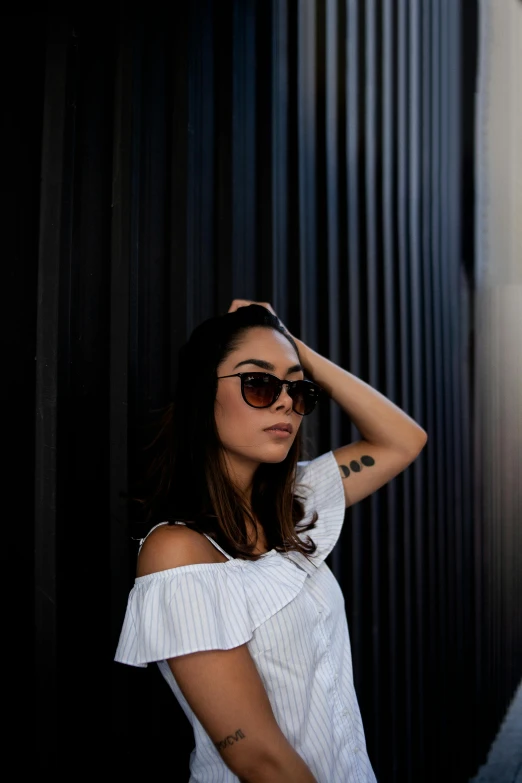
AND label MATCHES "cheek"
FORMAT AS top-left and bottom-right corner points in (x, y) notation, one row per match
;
(215, 388), (252, 439)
